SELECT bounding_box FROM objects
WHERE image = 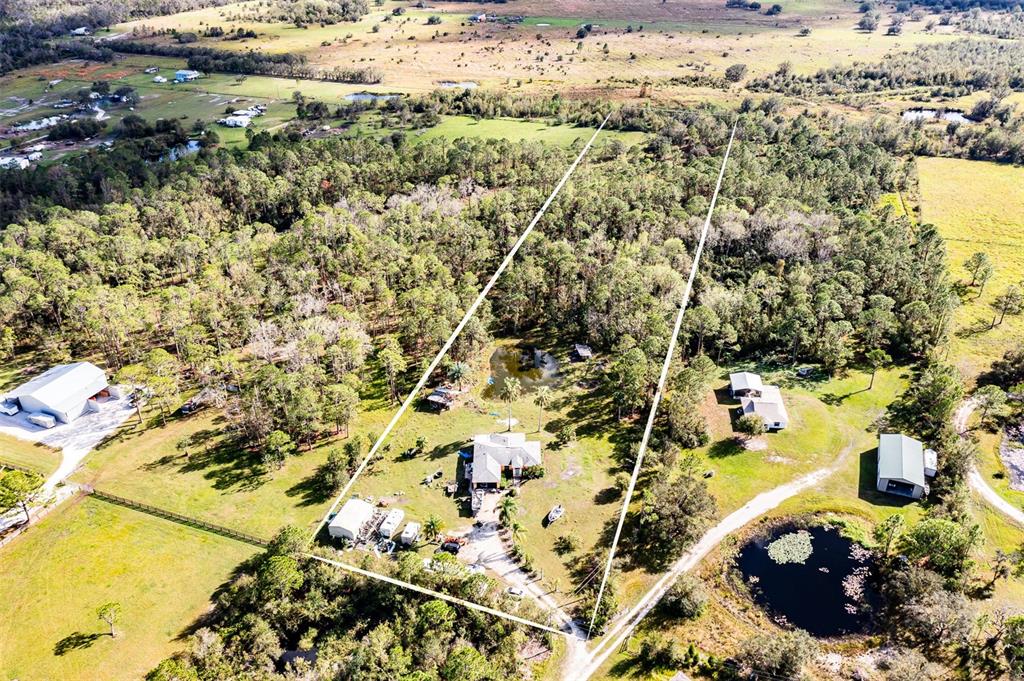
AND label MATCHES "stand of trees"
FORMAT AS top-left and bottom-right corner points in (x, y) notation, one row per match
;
(749, 40), (1024, 96)
(146, 527), (547, 680)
